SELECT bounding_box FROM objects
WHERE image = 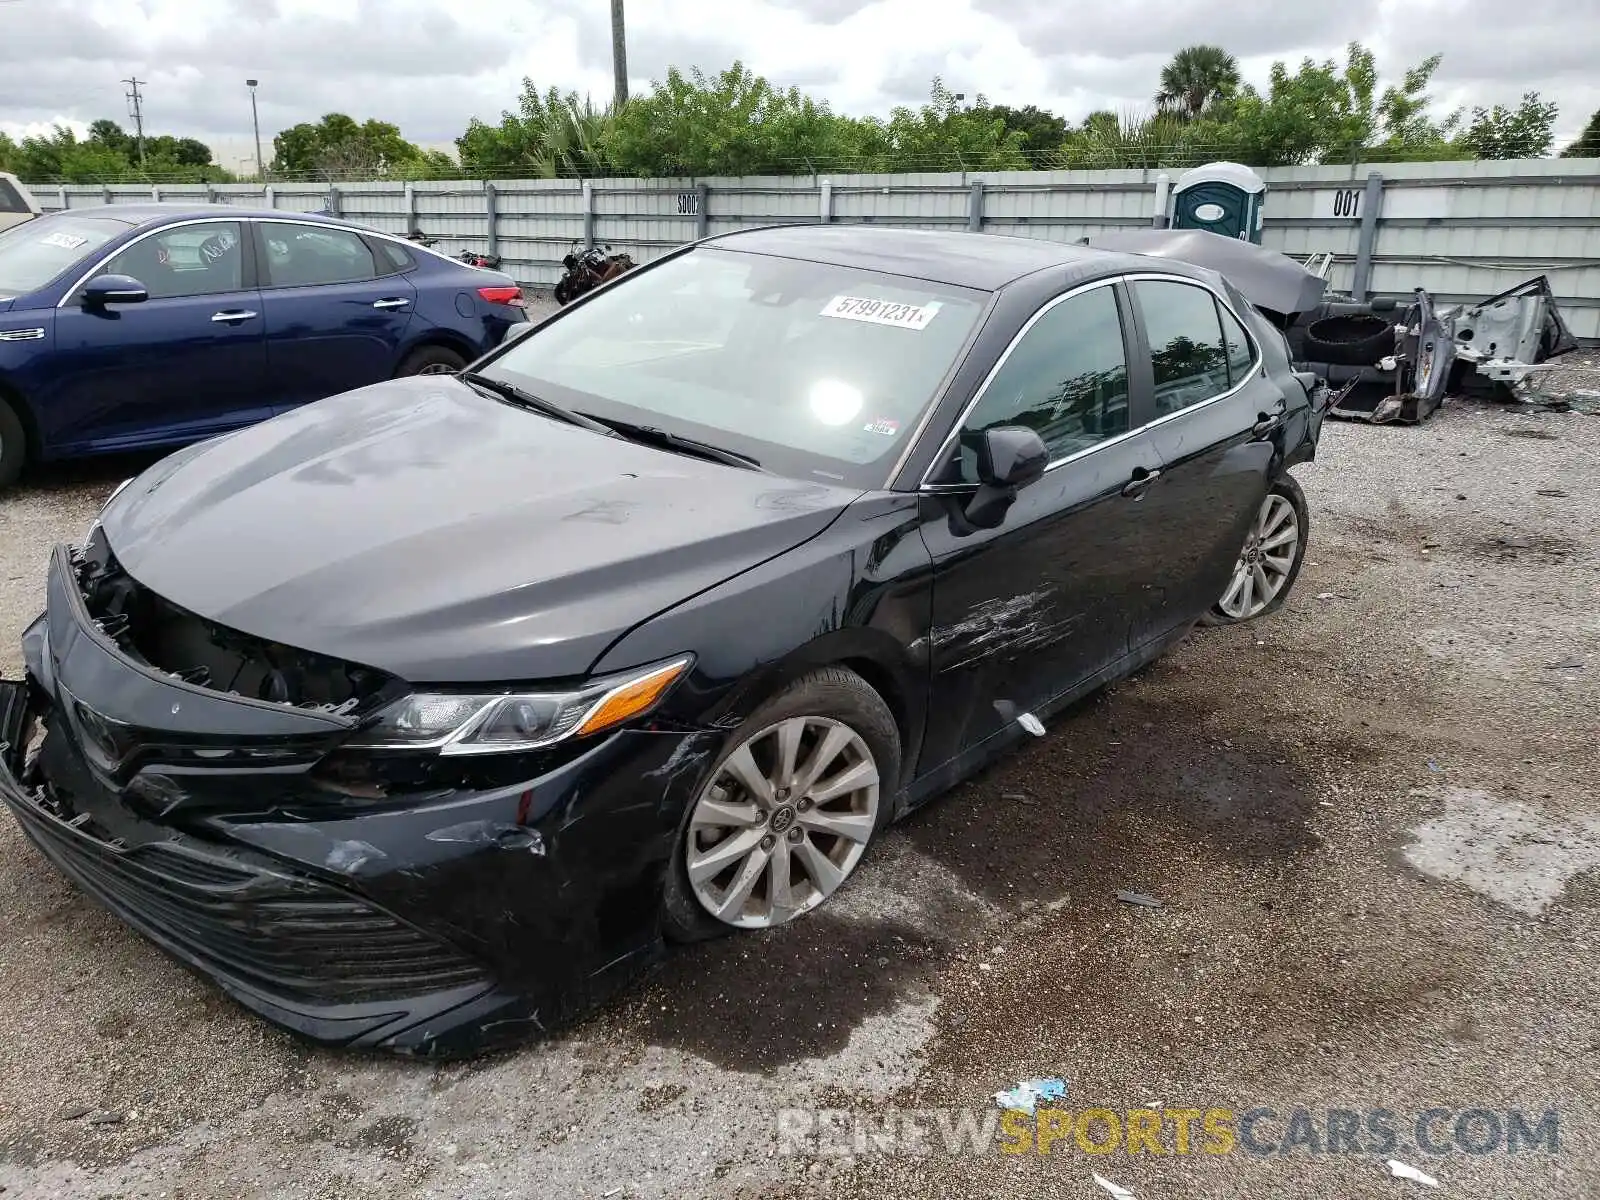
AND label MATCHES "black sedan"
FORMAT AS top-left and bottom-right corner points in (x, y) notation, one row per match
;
(0, 225), (1325, 1056)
